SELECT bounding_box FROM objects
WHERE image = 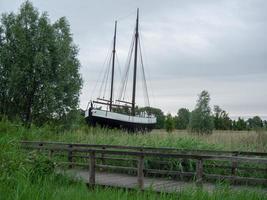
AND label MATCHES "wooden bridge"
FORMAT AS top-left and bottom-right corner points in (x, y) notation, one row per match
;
(21, 141), (267, 193)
